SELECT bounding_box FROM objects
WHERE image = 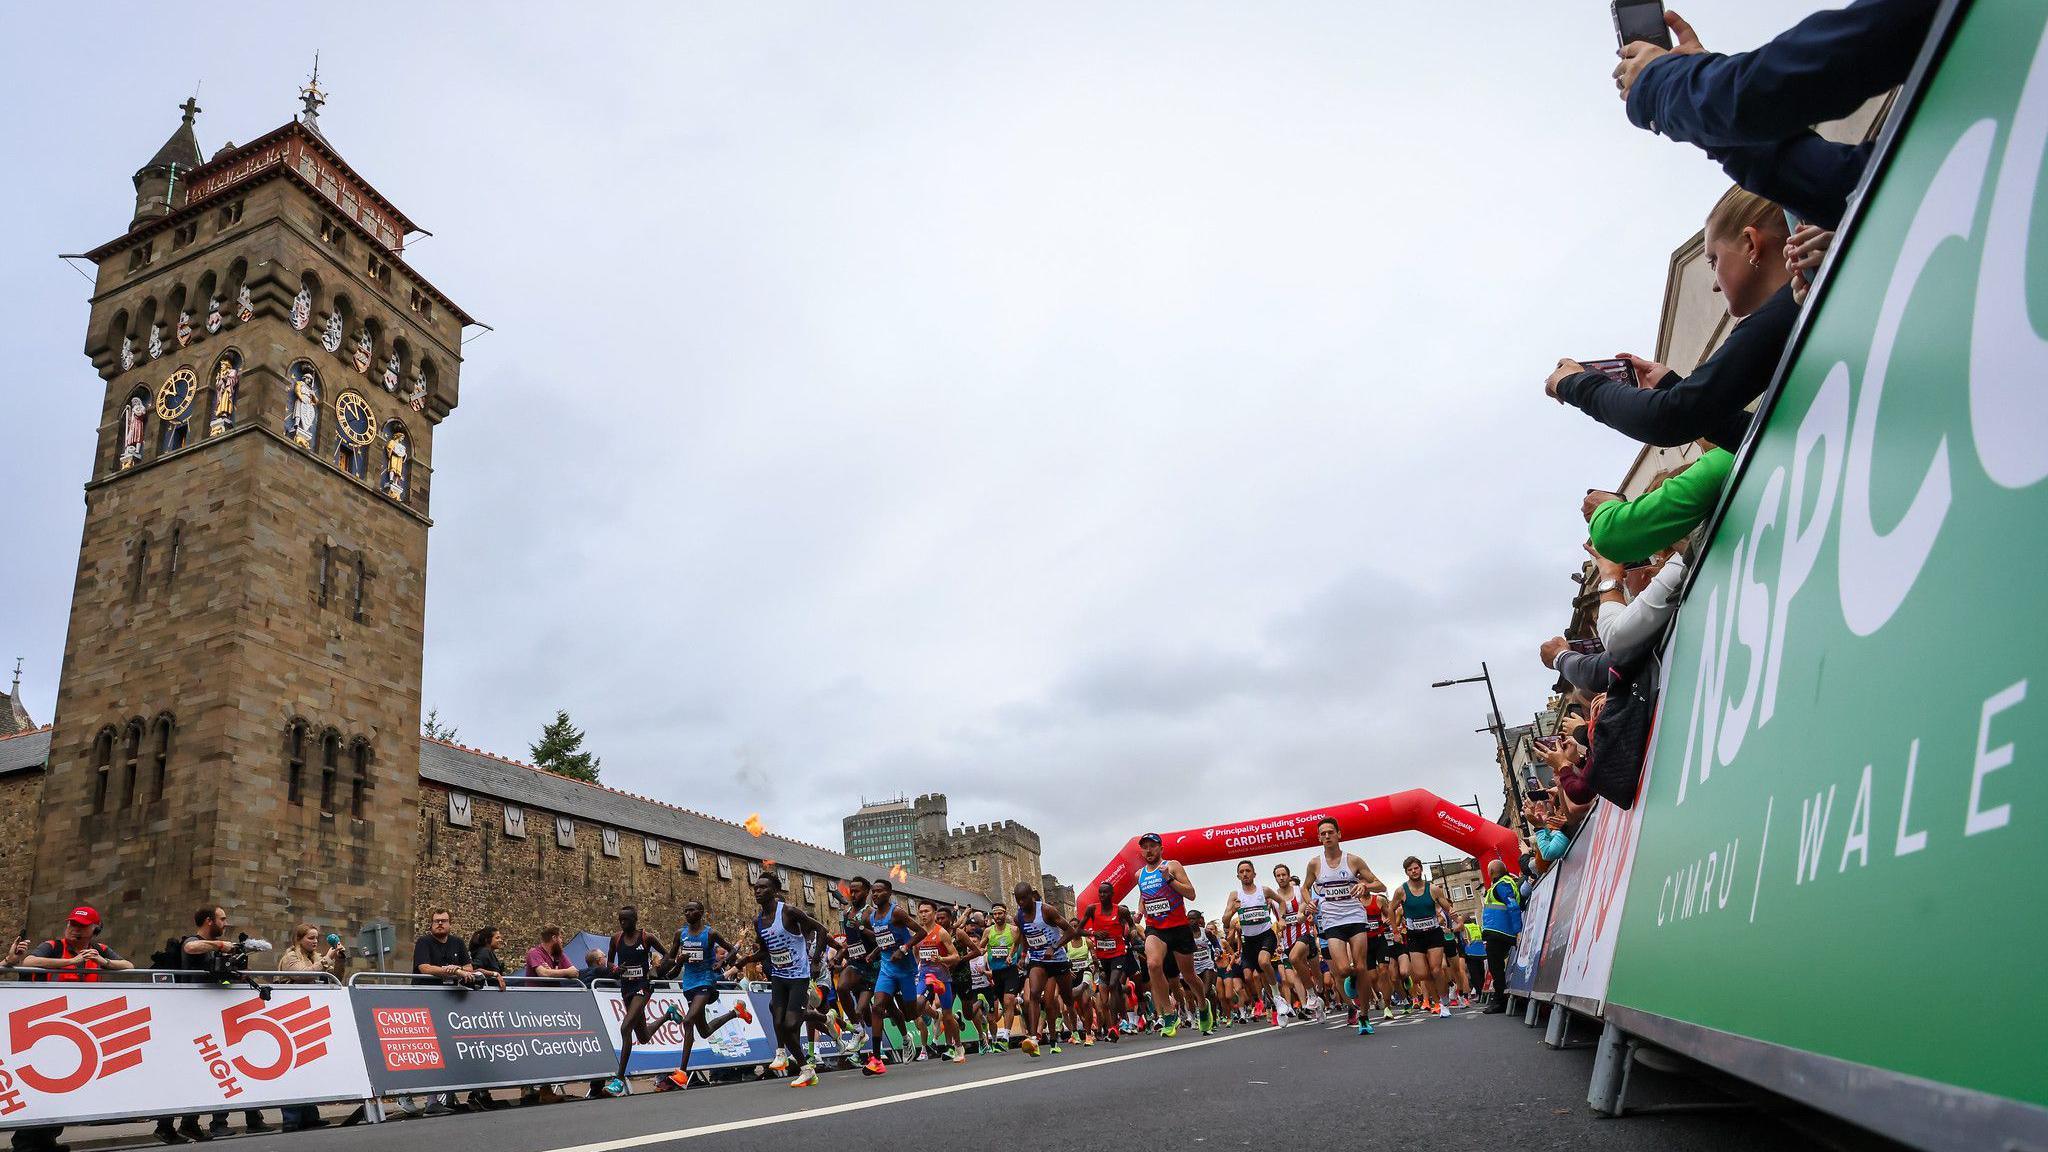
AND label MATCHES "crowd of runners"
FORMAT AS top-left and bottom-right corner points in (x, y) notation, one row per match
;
(596, 816), (1510, 1094)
